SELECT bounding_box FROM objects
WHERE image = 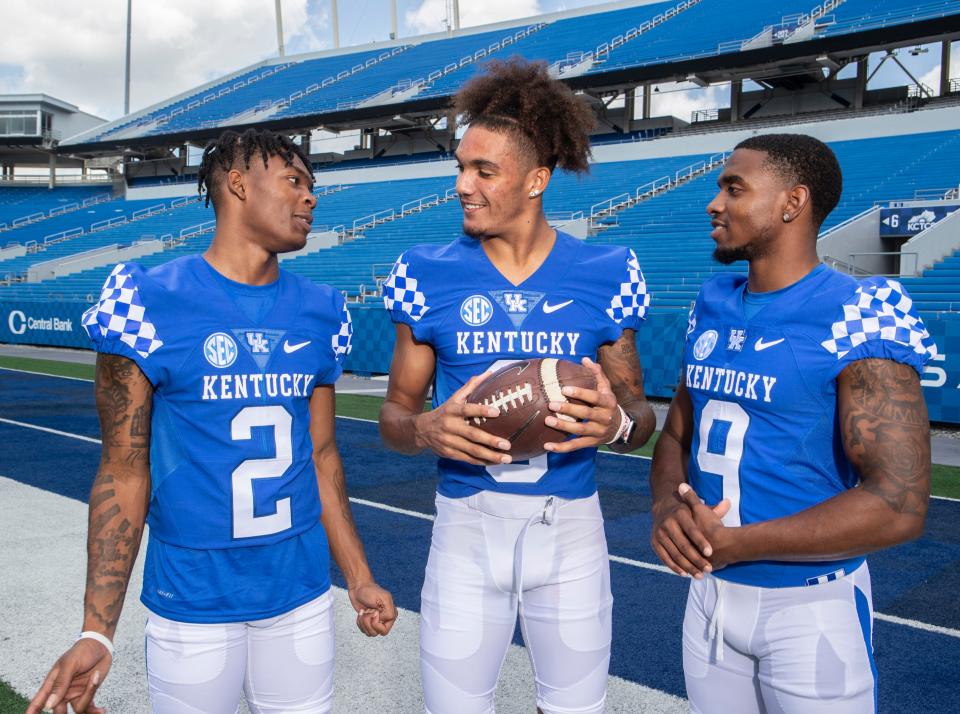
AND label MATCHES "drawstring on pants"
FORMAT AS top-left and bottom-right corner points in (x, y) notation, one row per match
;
(514, 496), (557, 604)
(708, 577), (727, 662)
